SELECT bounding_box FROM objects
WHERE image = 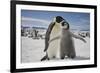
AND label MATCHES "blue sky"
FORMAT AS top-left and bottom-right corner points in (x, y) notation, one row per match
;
(21, 10), (90, 31)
